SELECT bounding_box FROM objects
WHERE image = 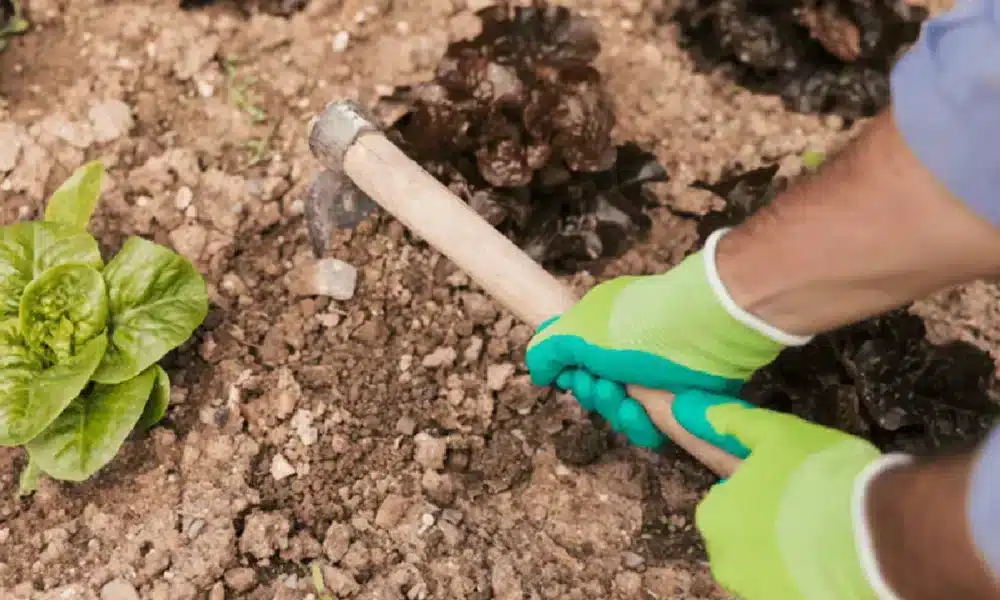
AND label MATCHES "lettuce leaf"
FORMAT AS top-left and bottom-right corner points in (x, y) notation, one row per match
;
(43, 161), (105, 231)
(0, 221), (103, 320)
(26, 365), (158, 481)
(93, 237), (207, 384)
(0, 319), (107, 446)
